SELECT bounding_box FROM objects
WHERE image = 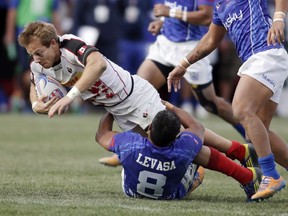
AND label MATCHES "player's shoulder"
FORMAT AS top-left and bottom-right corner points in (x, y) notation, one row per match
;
(114, 131), (147, 149)
(177, 131), (202, 145)
(179, 131), (195, 137)
(59, 34), (99, 62)
(111, 132), (147, 156)
(115, 131), (143, 141)
(60, 34), (84, 42)
(59, 34), (86, 51)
